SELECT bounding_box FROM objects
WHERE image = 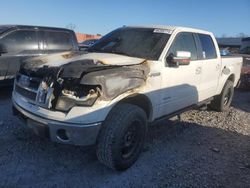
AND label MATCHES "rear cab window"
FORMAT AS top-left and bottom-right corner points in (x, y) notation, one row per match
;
(197, 34), (217, 59)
